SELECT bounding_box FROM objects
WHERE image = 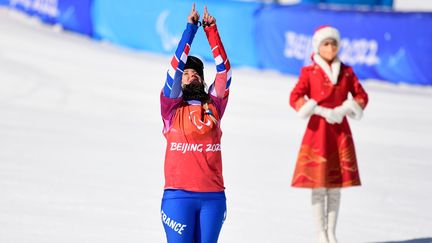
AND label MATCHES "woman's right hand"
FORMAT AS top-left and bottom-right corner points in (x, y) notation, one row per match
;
(187, 3), (200, 25)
